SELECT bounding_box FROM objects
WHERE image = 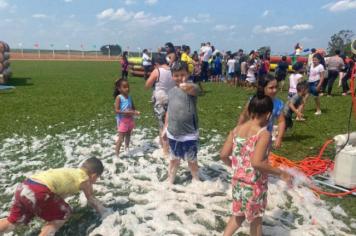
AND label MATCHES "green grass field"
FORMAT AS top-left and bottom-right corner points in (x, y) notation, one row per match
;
(1, 60), (356, 235)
